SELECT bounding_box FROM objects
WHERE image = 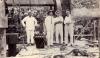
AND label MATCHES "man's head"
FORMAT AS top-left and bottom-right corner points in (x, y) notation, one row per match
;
(55, 10), (62, 17)
(48, 10), (53, 16)
(32, 10), (37, 16)
(28, 10), (32, 17)
(66, 9), (70, 16)
(47, 10), (54, 16)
